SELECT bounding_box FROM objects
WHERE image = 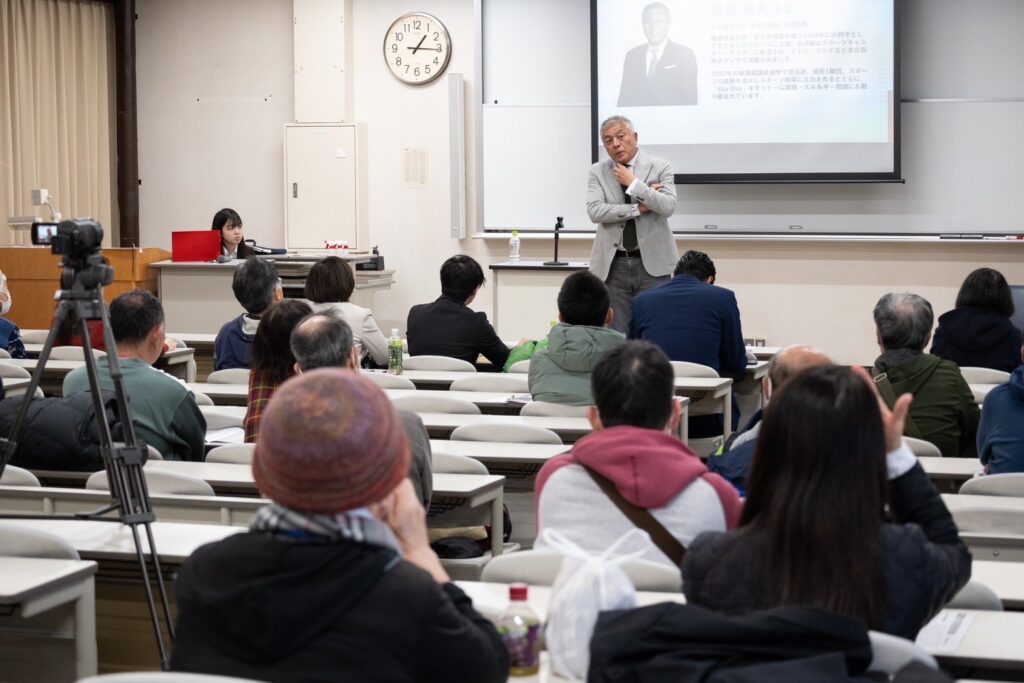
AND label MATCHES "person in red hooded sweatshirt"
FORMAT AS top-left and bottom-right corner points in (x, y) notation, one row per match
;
(534, 340), (741, 568)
